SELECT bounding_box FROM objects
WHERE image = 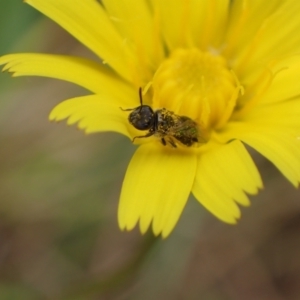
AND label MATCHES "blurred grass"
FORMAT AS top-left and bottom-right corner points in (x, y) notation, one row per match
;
(0, 0), (39, 53)
(0, 1), (300, 300)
